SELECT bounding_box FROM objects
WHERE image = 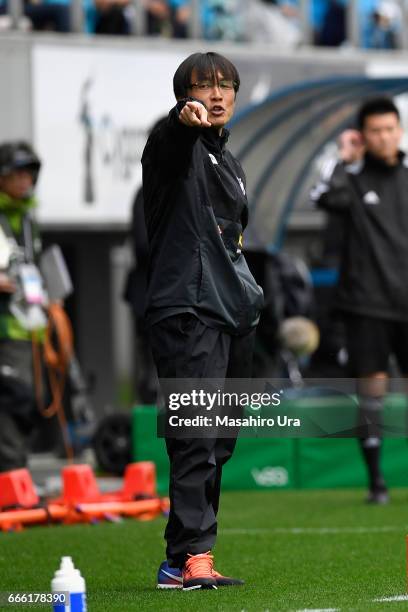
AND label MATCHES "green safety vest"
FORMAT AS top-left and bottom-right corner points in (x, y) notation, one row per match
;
(0, 192), (45, 342)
